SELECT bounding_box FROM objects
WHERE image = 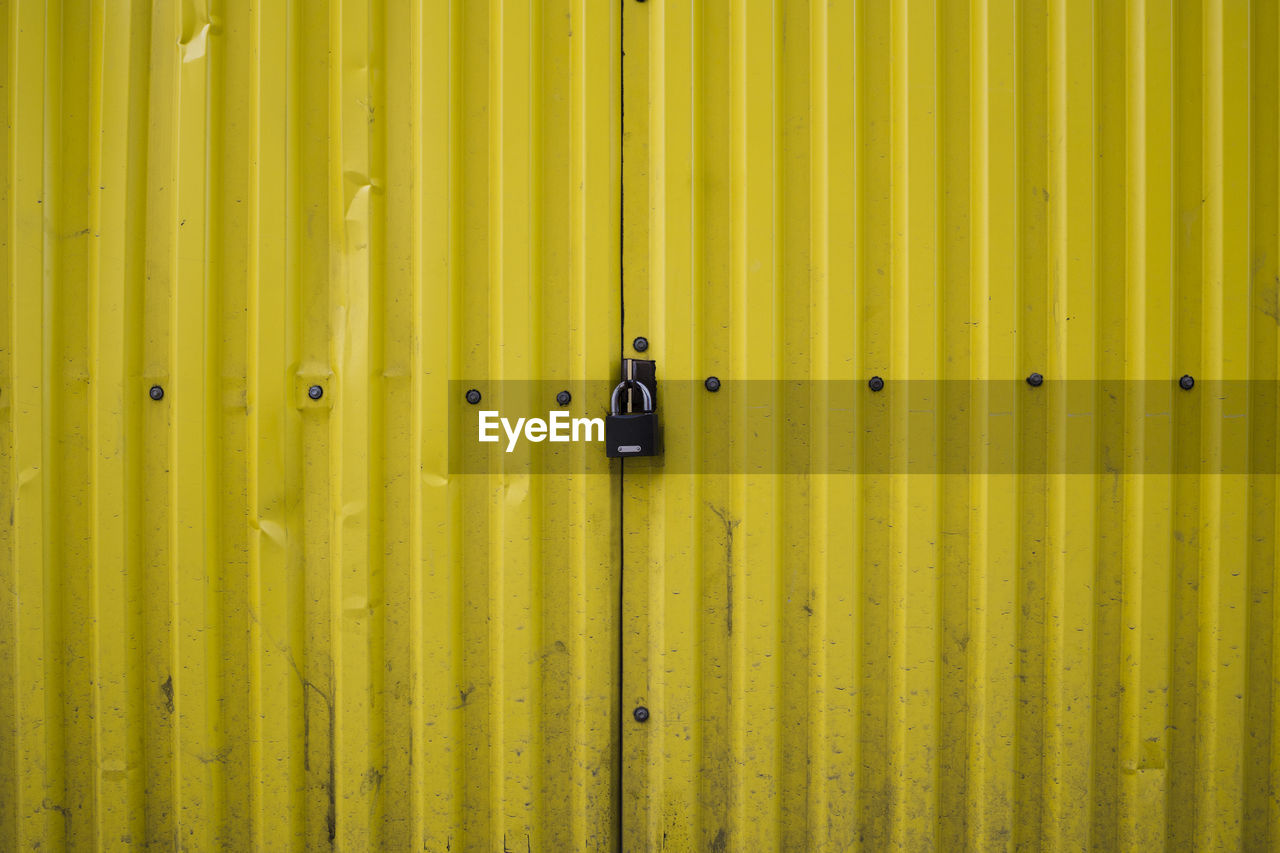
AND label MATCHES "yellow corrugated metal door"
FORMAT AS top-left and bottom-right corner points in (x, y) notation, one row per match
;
(621, 0), (1280, 851)
(4, 1), (1280, 851)
(0, 2), (619, 850)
